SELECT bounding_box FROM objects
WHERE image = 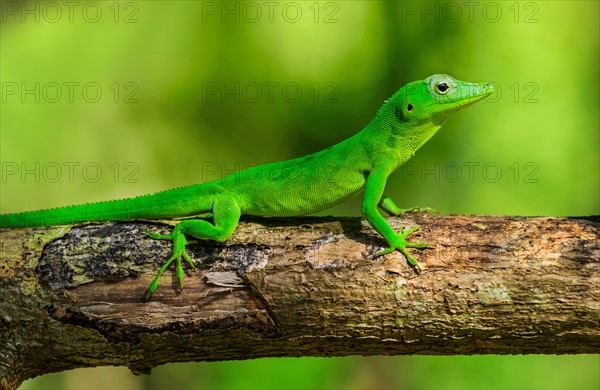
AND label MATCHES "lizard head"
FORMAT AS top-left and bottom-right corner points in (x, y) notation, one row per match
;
(369, 74), (494, 159)
(390, 74), (494, 127)
(372, 74), (494, 155)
